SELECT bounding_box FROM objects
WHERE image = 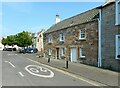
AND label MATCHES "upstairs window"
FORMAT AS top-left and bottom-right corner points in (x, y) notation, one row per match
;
(80, 48), (85, 58)
(116, 35), (120, 59)
(116, 0), (120, 25)
(79, 29), (86, 40)
(60, 33), (64, 42)
(48, 35), (52, 43)
(49, 48), (52, 55)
